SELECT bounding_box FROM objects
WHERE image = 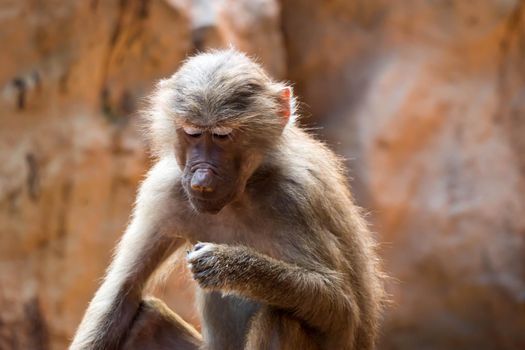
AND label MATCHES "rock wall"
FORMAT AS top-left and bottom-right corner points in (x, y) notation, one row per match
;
(281, 1), (525, 348)
(1, 0), (524, 349)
